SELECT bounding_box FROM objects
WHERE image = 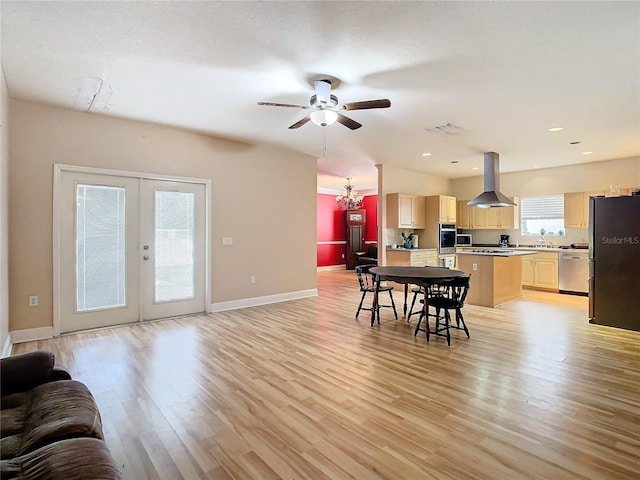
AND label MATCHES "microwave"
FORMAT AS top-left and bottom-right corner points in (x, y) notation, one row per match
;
(456, 234), (472, 246)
